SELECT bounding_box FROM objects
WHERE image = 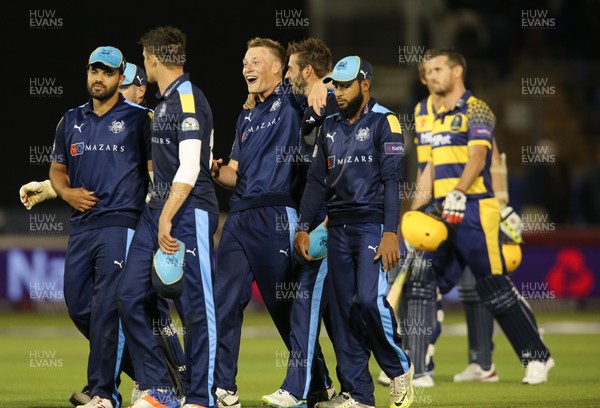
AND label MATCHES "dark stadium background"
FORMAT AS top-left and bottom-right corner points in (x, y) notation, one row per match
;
(2, 1), (600, 306)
